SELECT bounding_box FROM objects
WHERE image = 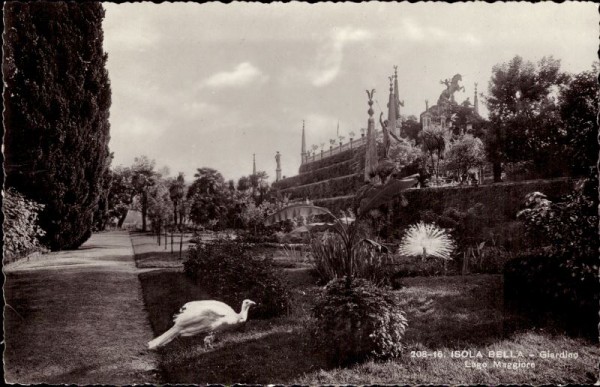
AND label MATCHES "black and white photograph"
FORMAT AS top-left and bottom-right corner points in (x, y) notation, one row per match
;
(3, 1), (599, 385)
